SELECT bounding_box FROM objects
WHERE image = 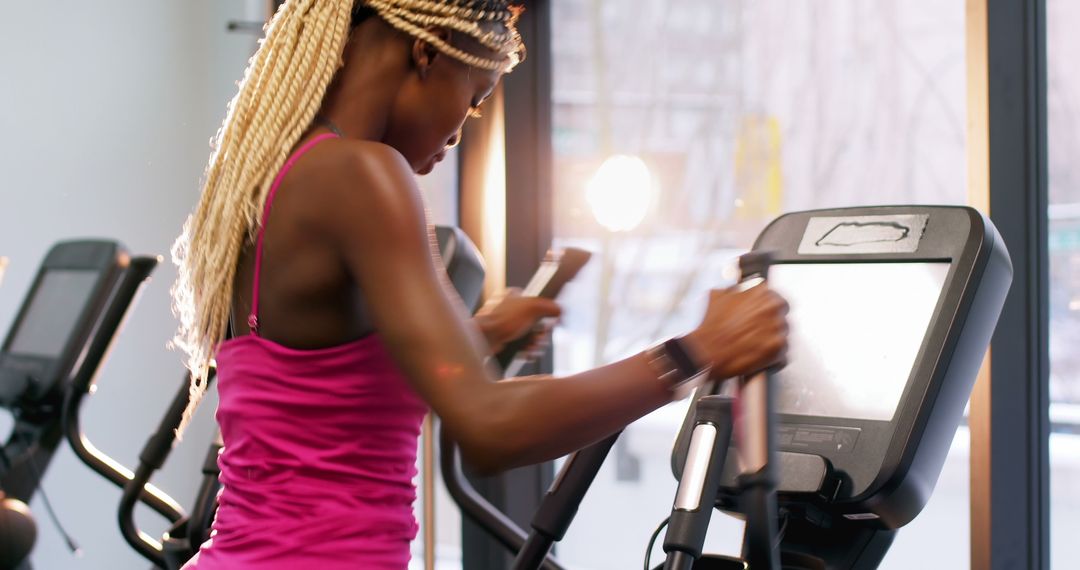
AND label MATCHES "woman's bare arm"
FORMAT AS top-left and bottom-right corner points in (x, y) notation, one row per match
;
(311, 141), (787, 473)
